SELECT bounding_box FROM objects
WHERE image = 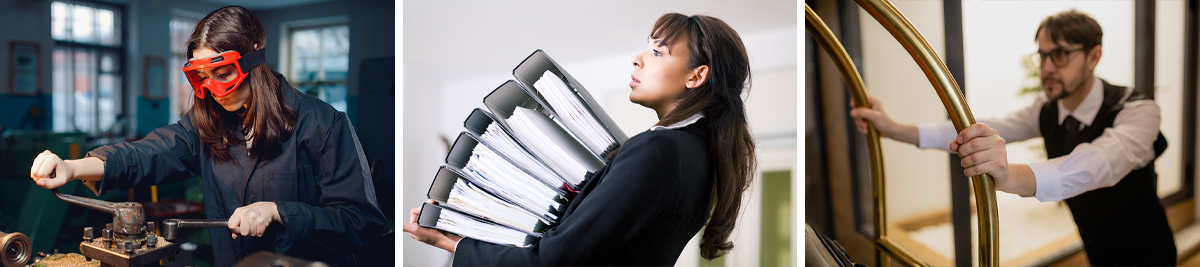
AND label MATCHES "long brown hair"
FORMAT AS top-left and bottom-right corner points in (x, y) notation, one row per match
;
(186, 6), (296, 161)
(651, 13), (756, 260)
